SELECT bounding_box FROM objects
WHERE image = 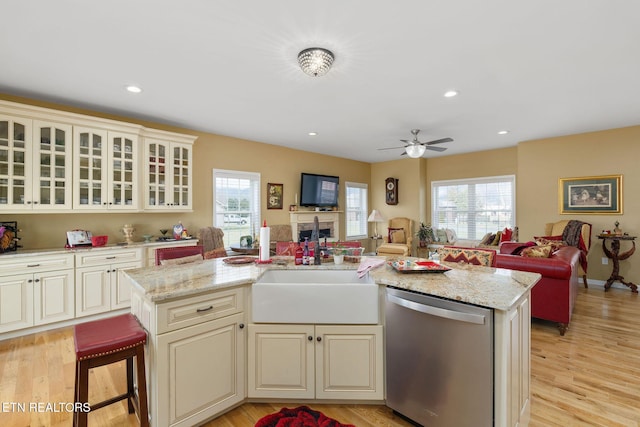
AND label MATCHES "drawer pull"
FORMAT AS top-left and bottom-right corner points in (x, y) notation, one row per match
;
(27, 264), (41, 268)
(106, 256), (117, 260)
(196, 305), (214, 313)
